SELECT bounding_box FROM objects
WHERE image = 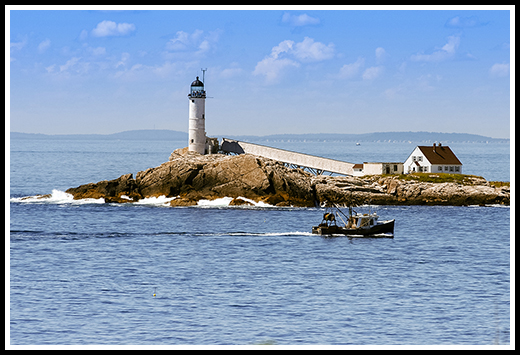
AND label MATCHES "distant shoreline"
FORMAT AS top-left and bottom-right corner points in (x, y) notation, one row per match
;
(10, 130), (510, 143)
